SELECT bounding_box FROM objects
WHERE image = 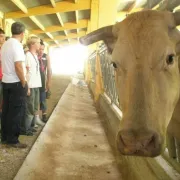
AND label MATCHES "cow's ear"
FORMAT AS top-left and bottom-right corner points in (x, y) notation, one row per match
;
(79, 25), (117, 53)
